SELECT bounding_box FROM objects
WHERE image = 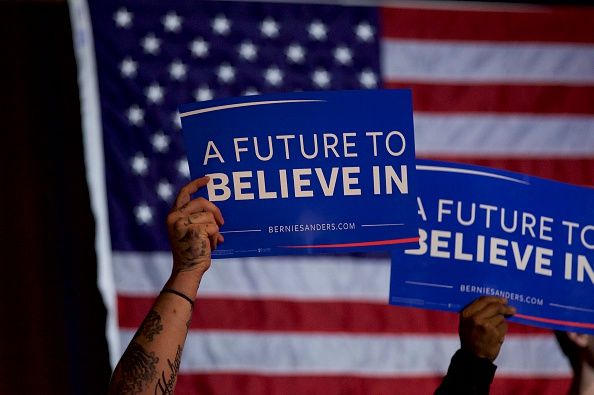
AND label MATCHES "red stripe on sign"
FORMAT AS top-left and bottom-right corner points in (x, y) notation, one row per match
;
(418, 157), (594, 187)
(516, 313), (594, 330)
(381, 6), (594, 43)
(118, 295), (550, 335)
(385, 82), (594, 115)
(176, 374), (571, 395)
(282, 237), (419, 249)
